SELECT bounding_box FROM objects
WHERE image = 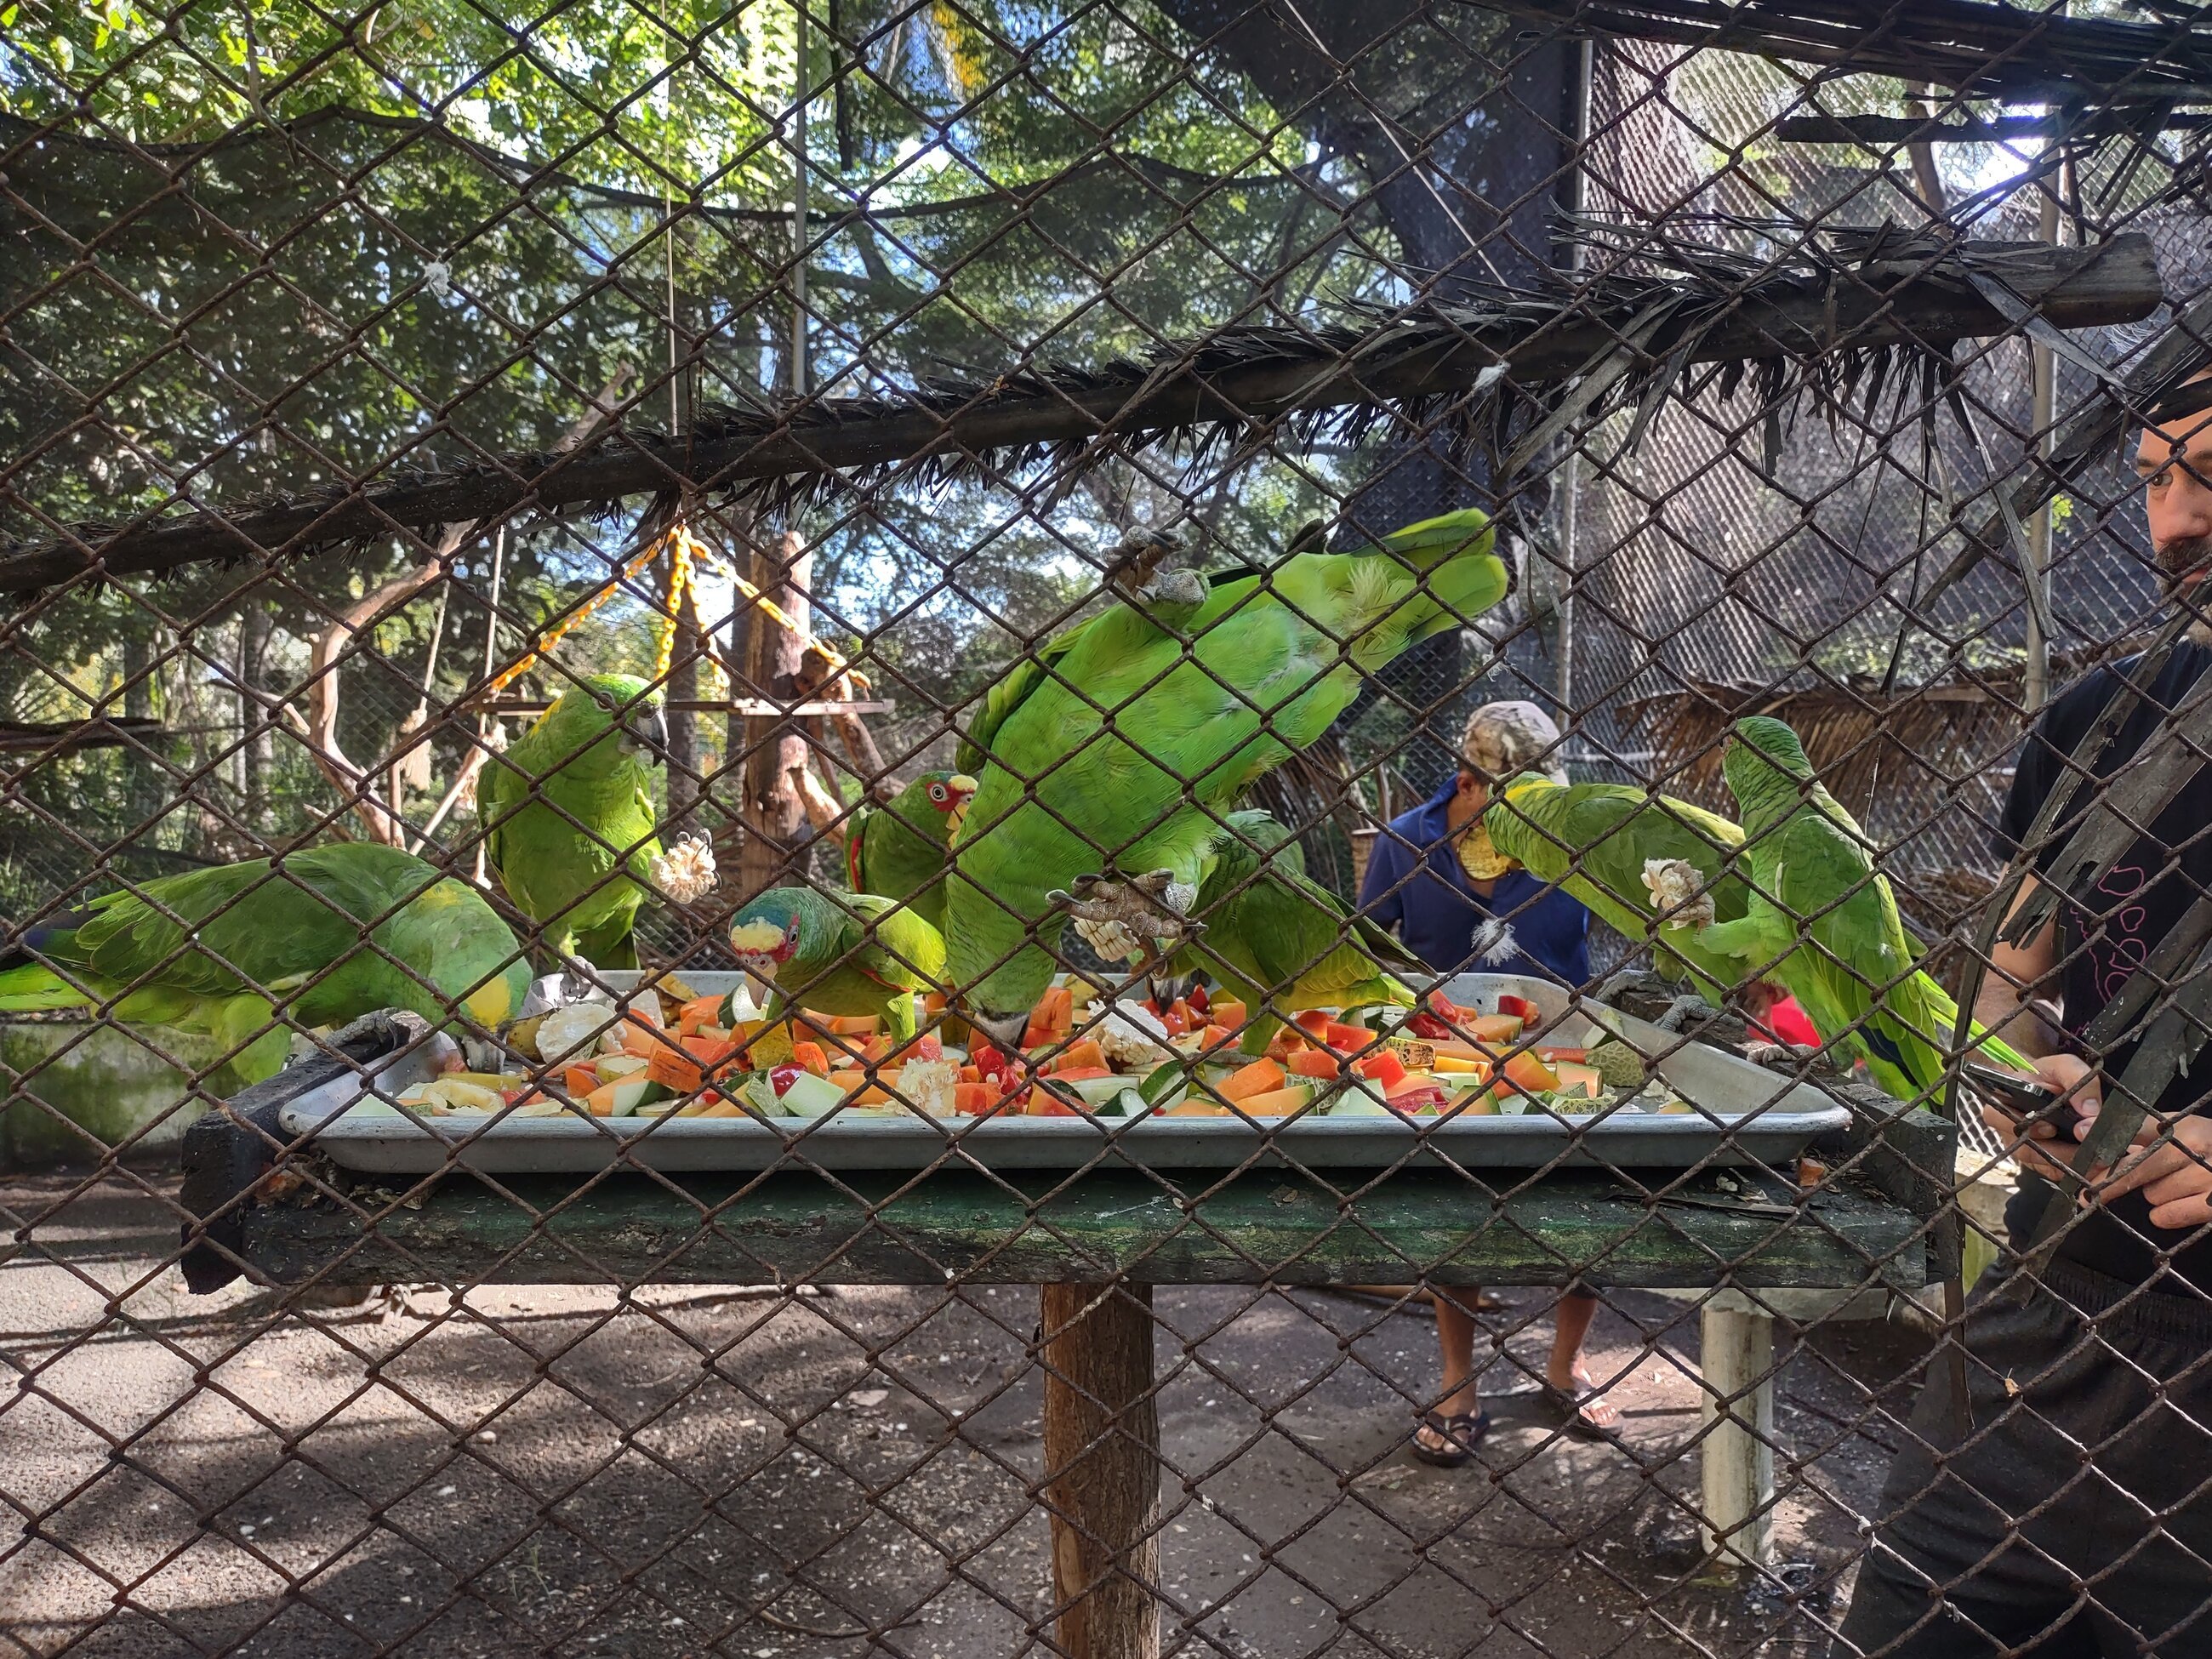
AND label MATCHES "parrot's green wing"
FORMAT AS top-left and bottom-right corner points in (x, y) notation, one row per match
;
(956, 622), (1096, 778)
(1488, 779), (1751, 1004)
(840, 892), (947, 993)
